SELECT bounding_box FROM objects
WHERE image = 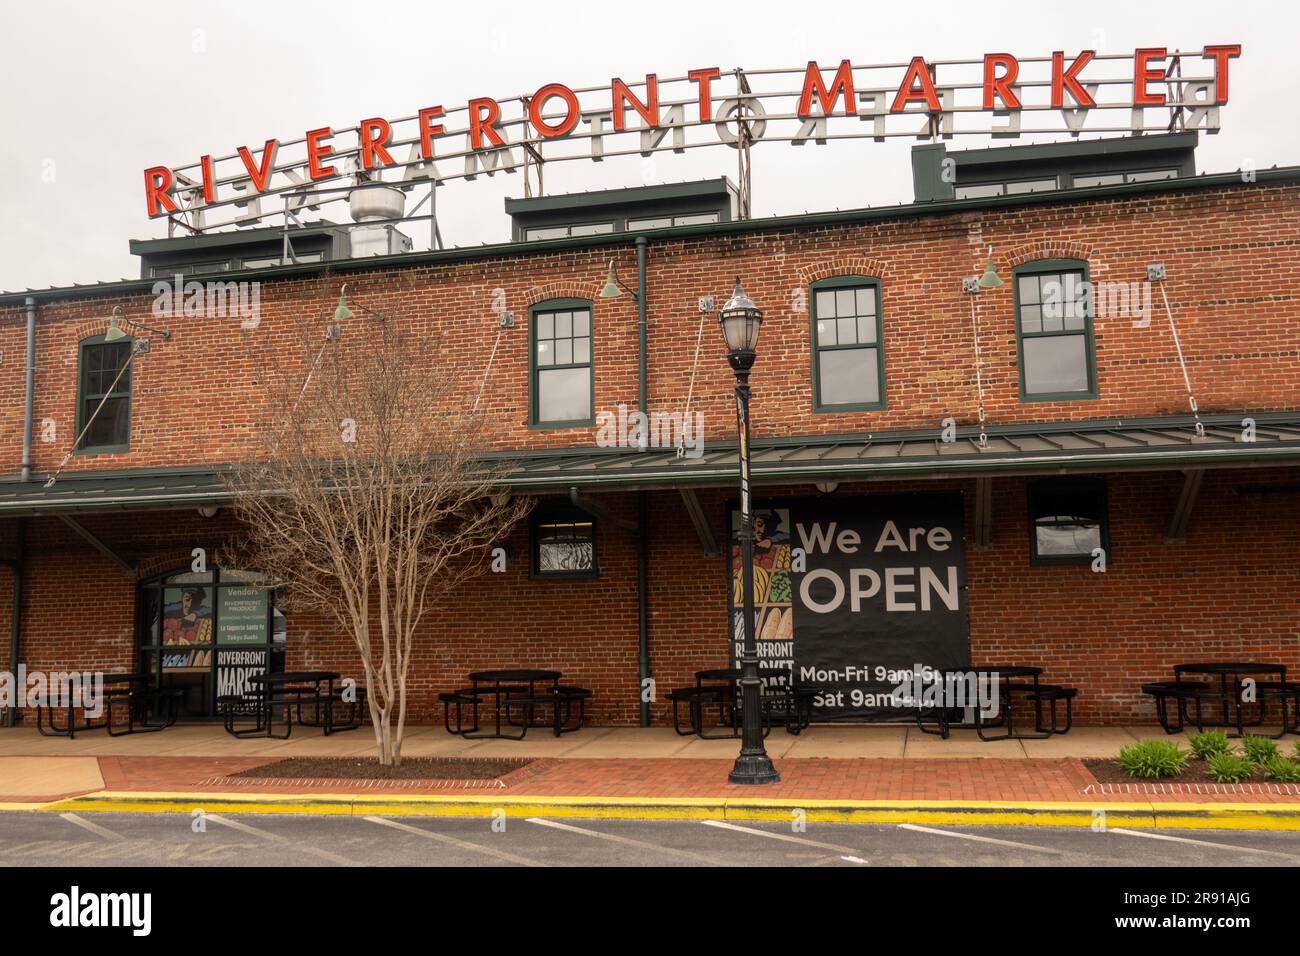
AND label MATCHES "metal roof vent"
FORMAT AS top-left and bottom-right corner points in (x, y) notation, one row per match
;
(348, 181), (411, 257)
